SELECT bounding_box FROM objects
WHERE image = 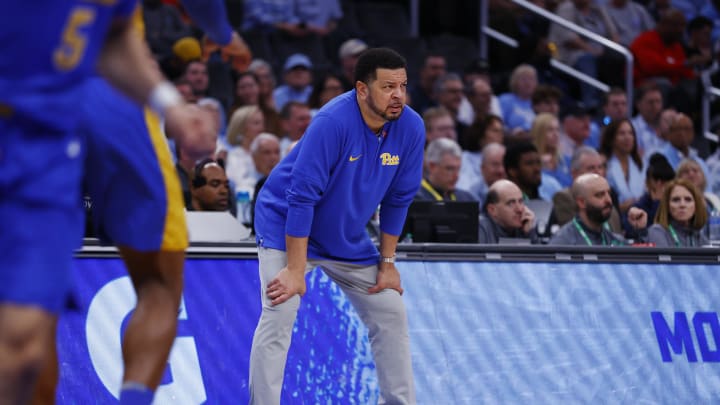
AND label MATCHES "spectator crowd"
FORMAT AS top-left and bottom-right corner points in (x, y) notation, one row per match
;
(91, 0), (720, 248)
